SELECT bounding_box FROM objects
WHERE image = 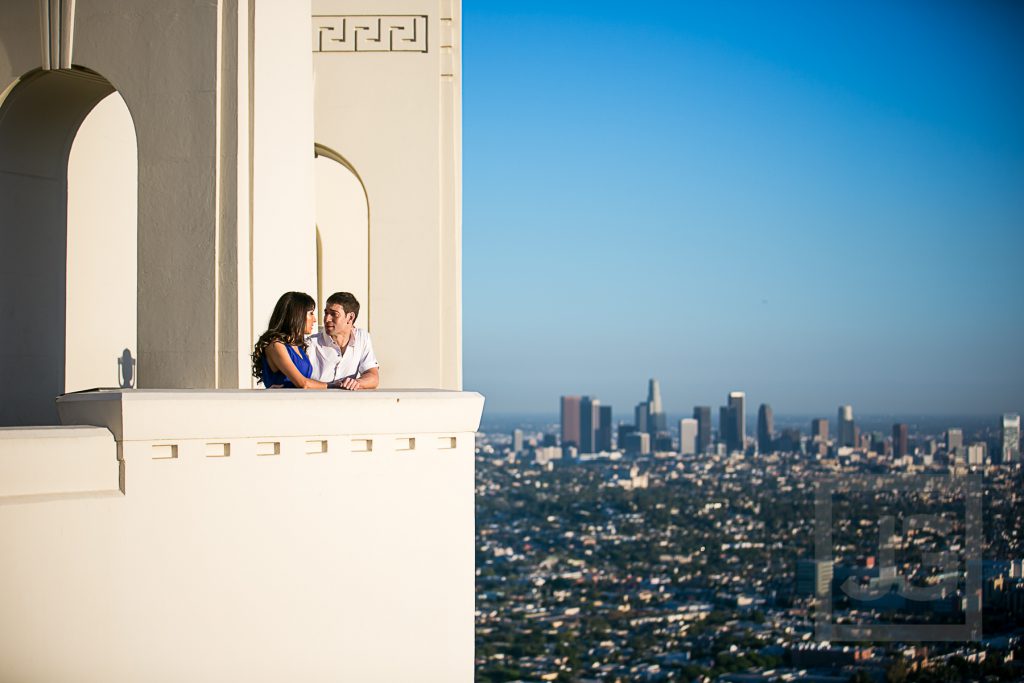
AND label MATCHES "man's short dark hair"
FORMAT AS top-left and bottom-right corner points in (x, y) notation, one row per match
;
(326, 292), (360, 321)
